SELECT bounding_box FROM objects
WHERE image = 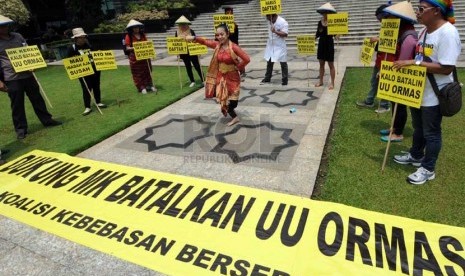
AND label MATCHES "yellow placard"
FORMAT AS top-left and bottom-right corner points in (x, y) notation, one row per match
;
(5, 45), (47, 72)
(327, 13), (349, 35)
(213, 14), (235, 34)
(1, 150), (465, 276)
(296, 35), (315, 55)
(91, 50), (117, 71)
(377, 61), (426, 108)
(187, 42), (208, 56)
(166, 37), (188, 55)
(260, 0), (282, 15)
(62, 55), (94, 80)
(360, 38), (376, 66)
(133, 41), (156, 61)
(378, 18), (400, 54)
